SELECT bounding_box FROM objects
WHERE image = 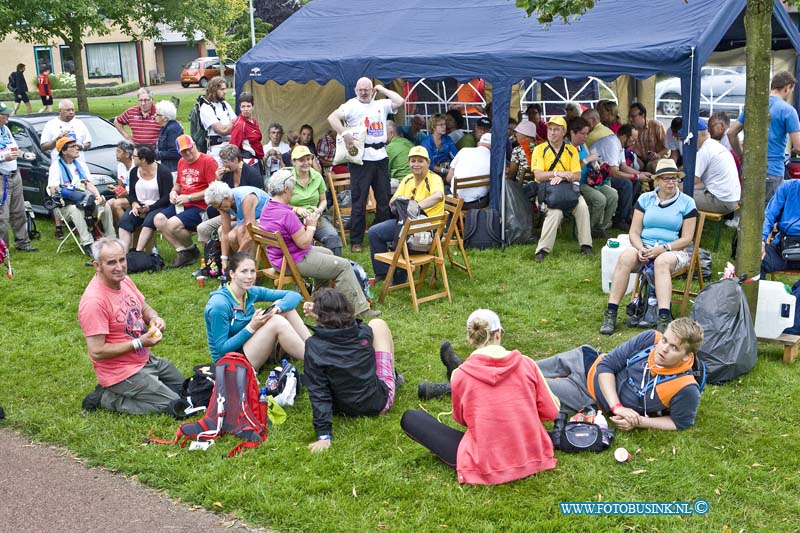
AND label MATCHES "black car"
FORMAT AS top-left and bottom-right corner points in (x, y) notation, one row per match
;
(9, 112), (124, 215)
